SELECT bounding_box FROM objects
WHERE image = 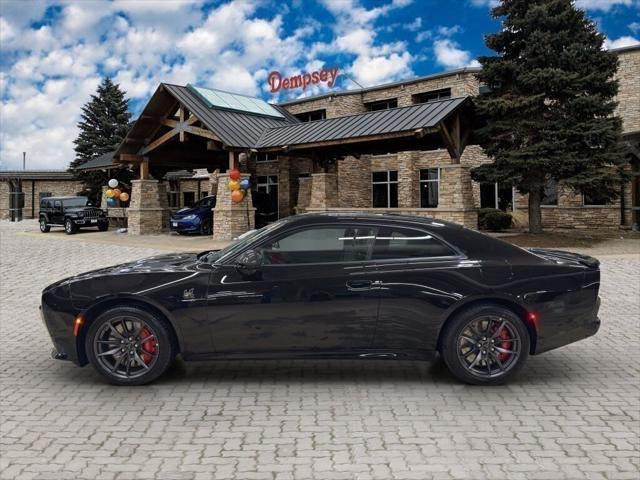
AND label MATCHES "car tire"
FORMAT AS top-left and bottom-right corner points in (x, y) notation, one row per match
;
(64, 218), (77, 235)
(440, 304), (530, 386)
(200, 218), (212, 235)
(85, 306), (176, 386)
(98, 222), (109, 232)
(39, 217), (50, 233)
